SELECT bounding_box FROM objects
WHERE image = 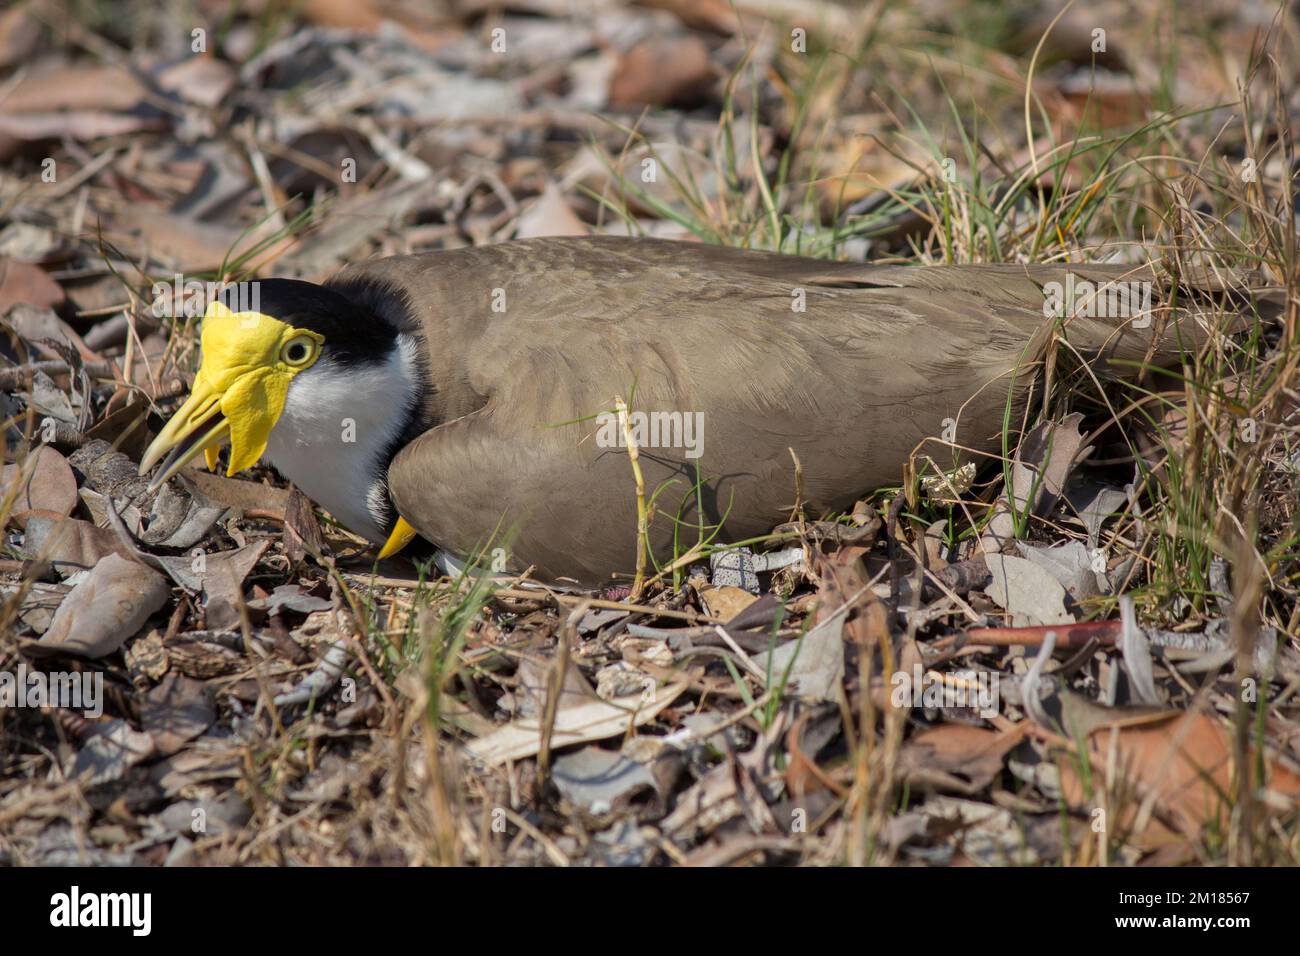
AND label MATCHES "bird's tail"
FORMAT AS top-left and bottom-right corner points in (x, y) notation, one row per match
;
(1033, 262), (1285, 369)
